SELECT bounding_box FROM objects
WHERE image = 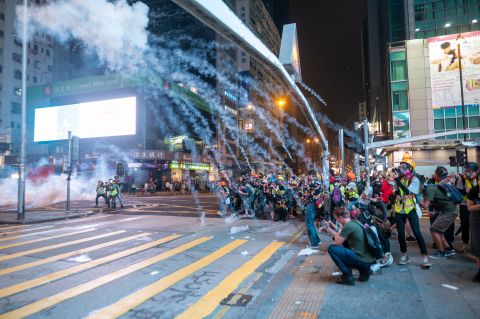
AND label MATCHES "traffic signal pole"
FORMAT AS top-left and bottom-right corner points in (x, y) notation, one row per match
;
(339, 128), (345, 178)
(363, 119), (370, 187)
(353, 122), (360, 182)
